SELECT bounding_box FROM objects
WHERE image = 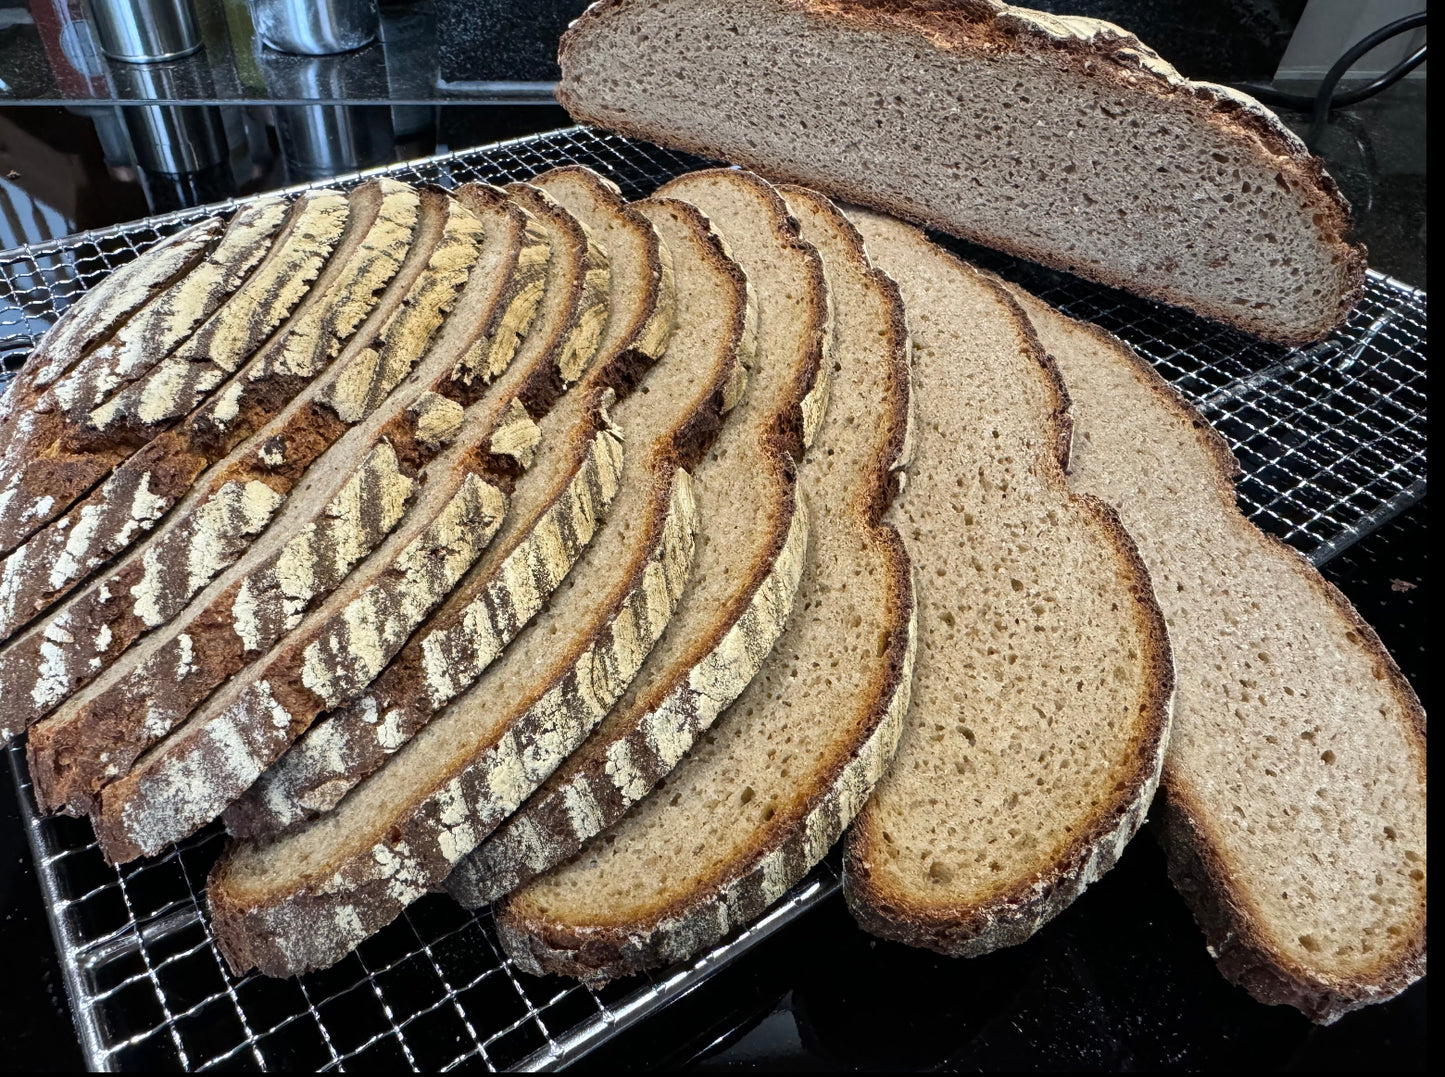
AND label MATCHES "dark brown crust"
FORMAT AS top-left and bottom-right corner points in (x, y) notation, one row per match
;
(494, 185), (917, 982)
(839, 234), (1174, 957)
(1004, 282), (1425, 1022)
(206, 191), (749, 979)
(447, 177), (825, 905)
(558, 0), (1366, 345)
